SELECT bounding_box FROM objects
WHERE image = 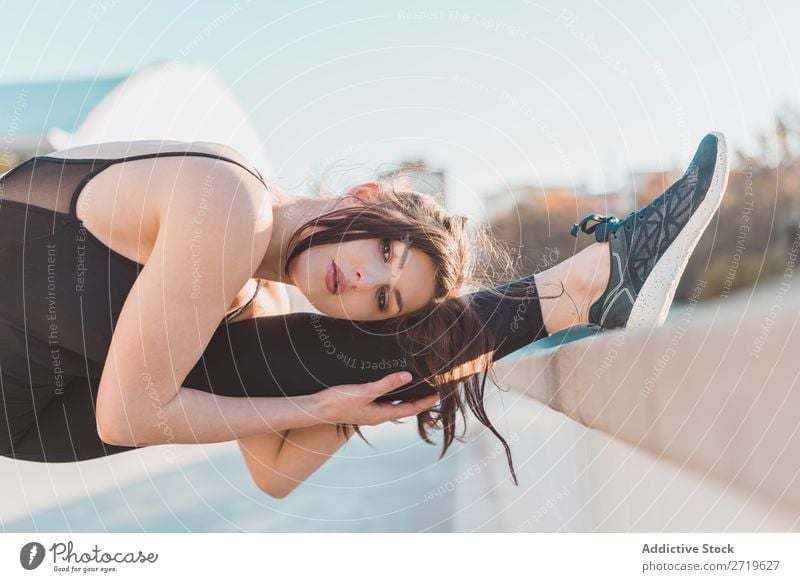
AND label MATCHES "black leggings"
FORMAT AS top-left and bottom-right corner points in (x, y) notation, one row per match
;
(2, 275), (548, 462)
(186, 274), (547, 399)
